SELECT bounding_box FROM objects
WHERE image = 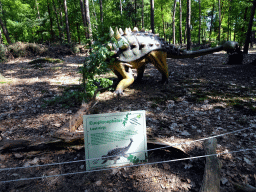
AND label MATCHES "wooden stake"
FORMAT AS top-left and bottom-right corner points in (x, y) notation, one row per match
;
(200, 138), (221, 192)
